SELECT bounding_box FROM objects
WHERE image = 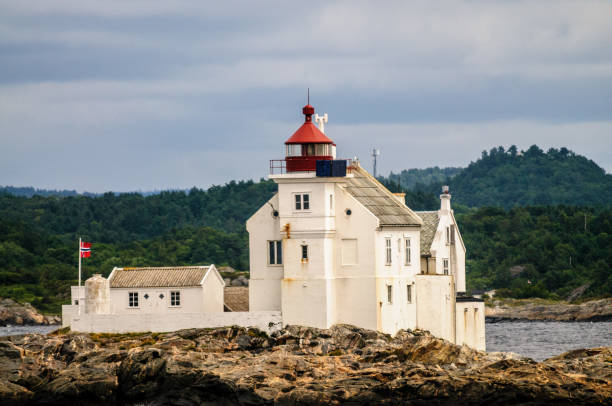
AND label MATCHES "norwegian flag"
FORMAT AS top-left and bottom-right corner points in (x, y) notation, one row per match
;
(80, 242), (92, 258)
